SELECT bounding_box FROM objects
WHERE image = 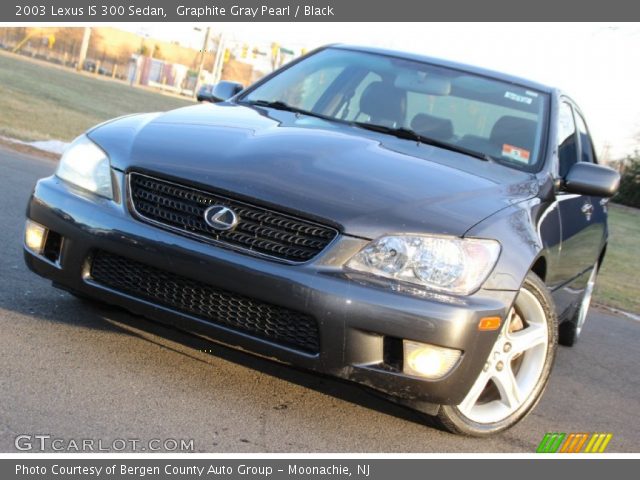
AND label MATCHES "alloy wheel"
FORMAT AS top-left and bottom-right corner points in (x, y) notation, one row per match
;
(457, 288), (549, 424)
